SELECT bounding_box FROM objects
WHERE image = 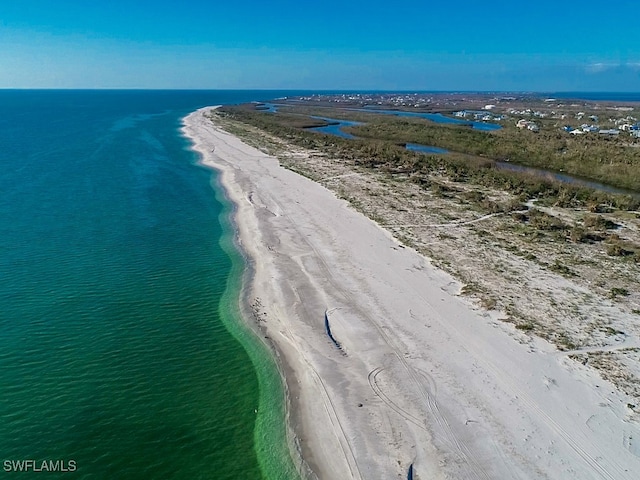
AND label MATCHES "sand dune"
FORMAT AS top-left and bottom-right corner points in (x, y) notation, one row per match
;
(183, 107), (640, 479)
